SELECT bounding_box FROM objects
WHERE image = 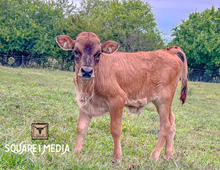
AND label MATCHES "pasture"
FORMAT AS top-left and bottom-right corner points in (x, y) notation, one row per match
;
(0, 66), (219, 169)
